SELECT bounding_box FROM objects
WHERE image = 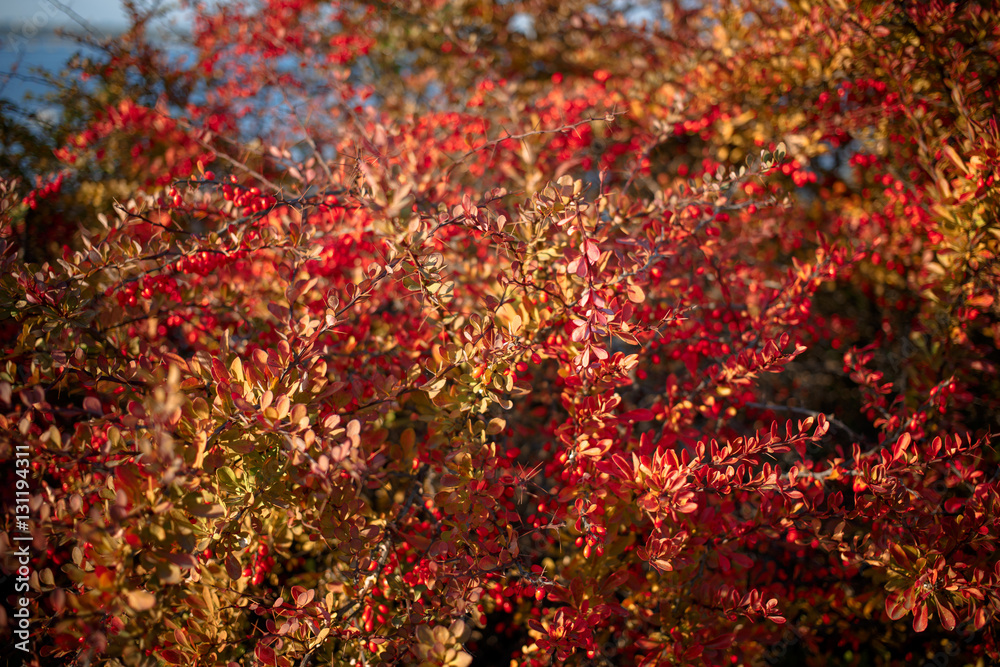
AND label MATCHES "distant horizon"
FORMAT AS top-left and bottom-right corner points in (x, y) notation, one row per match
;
(1, 17), (197, 50)
(1, 0), (198, 47)
(0, 0), (127, 29)
(1, 22), (126, 36)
